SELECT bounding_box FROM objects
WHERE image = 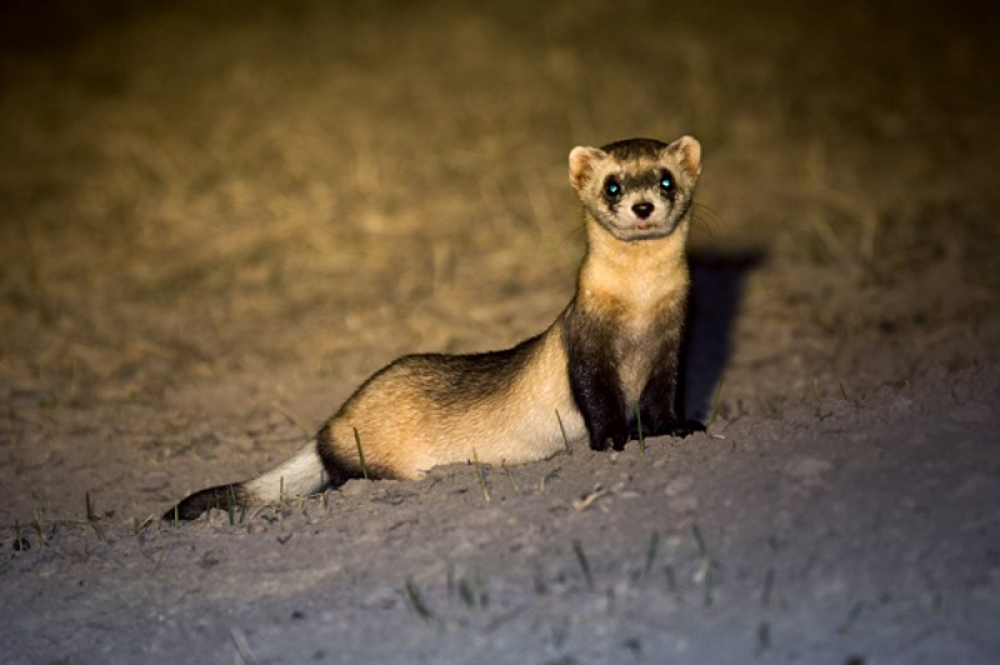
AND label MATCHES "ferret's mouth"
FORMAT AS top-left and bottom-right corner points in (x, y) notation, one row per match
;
(609, 220), (675, 240)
